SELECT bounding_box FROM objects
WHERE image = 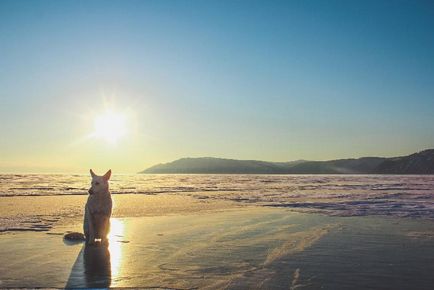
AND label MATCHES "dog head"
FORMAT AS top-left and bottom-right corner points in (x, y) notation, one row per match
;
(88, 169), (111, 195)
